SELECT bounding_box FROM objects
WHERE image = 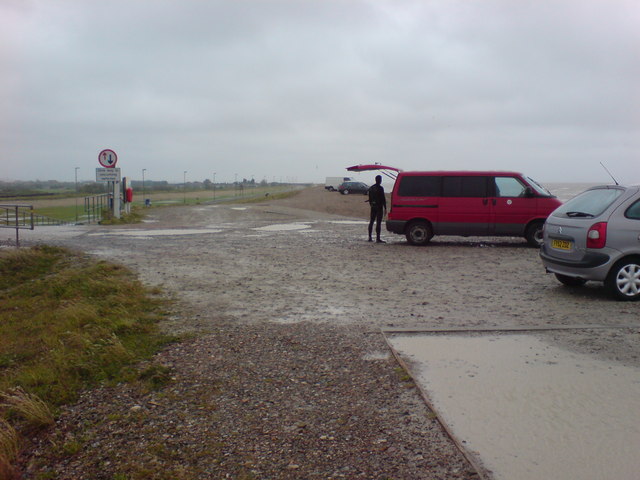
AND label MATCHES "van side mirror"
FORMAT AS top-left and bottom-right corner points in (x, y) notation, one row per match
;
(524, 186), (534, 197)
